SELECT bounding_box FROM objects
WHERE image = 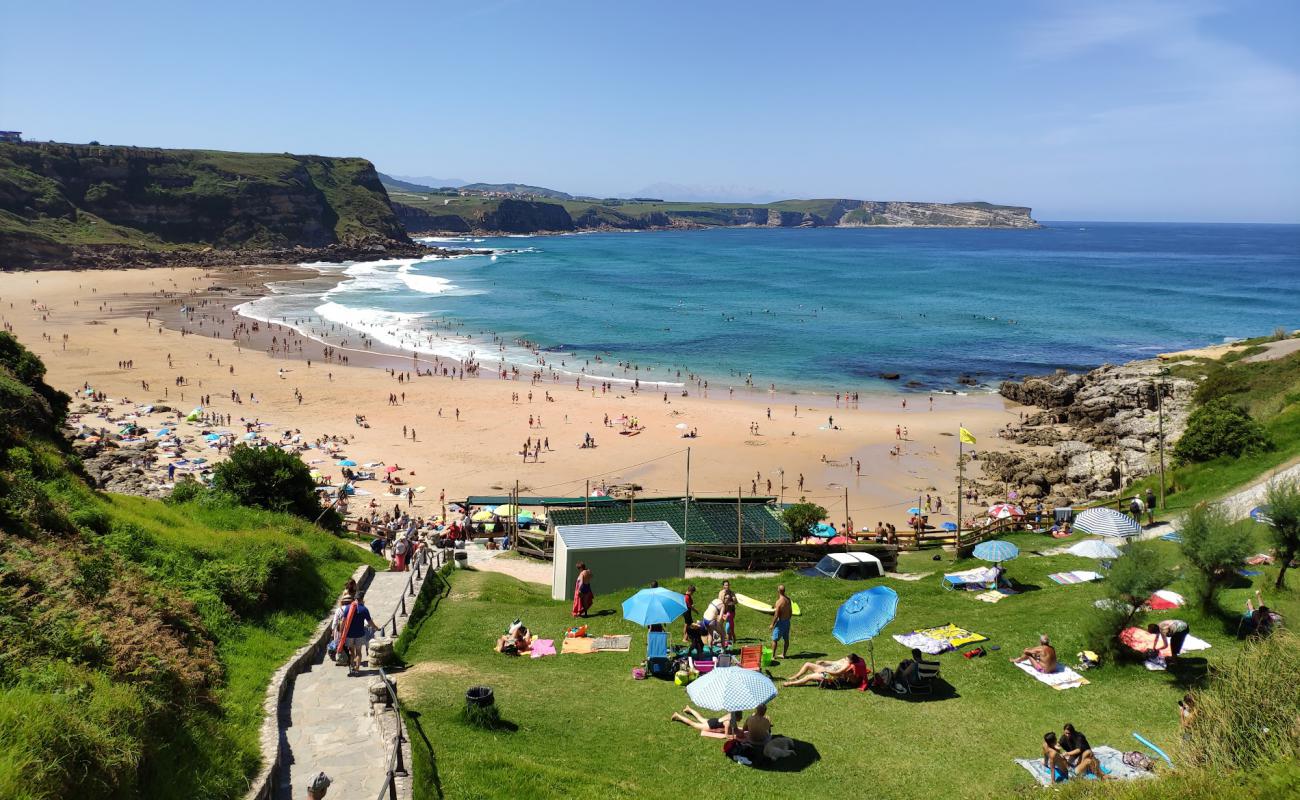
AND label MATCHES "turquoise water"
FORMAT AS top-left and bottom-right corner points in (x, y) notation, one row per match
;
(240, 223), (1300, 392)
